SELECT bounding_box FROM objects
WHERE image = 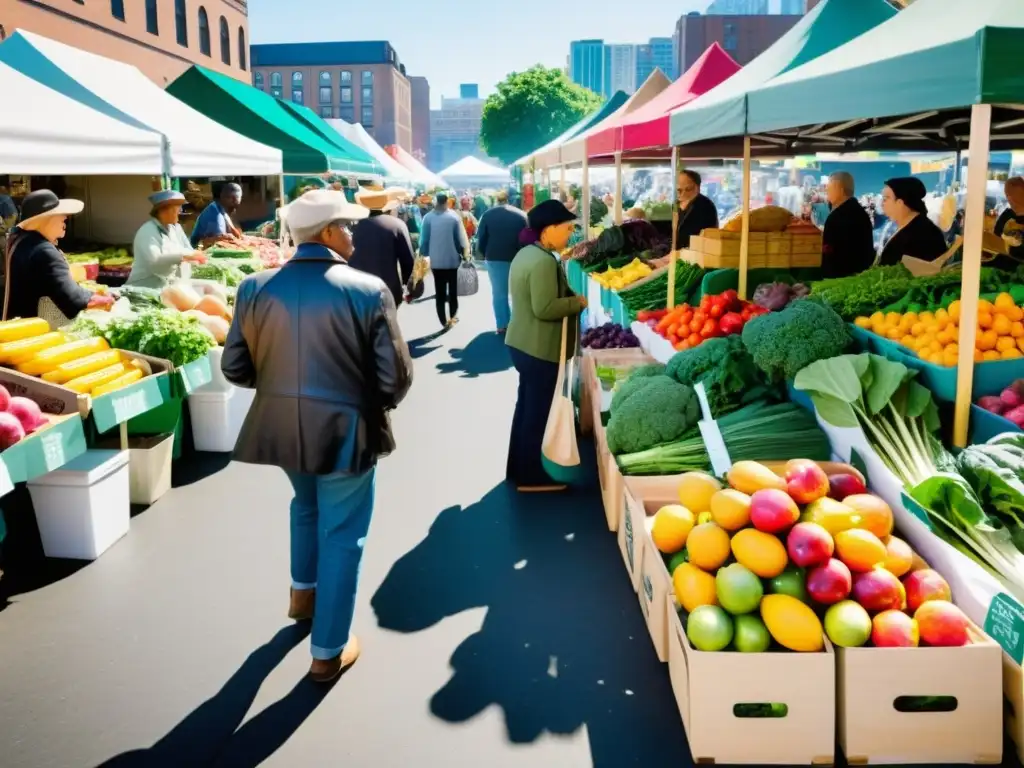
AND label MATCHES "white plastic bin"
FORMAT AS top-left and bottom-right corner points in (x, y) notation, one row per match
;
(202, 347), (234, 393)
(28, 450), (130, 560)
(189, 385), (255, 452)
